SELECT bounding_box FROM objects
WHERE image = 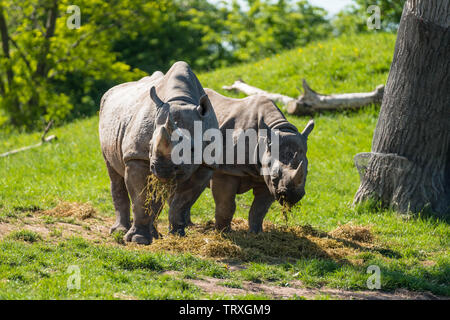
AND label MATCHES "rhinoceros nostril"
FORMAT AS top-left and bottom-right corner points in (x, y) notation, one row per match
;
(277, 187), (287, 194)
